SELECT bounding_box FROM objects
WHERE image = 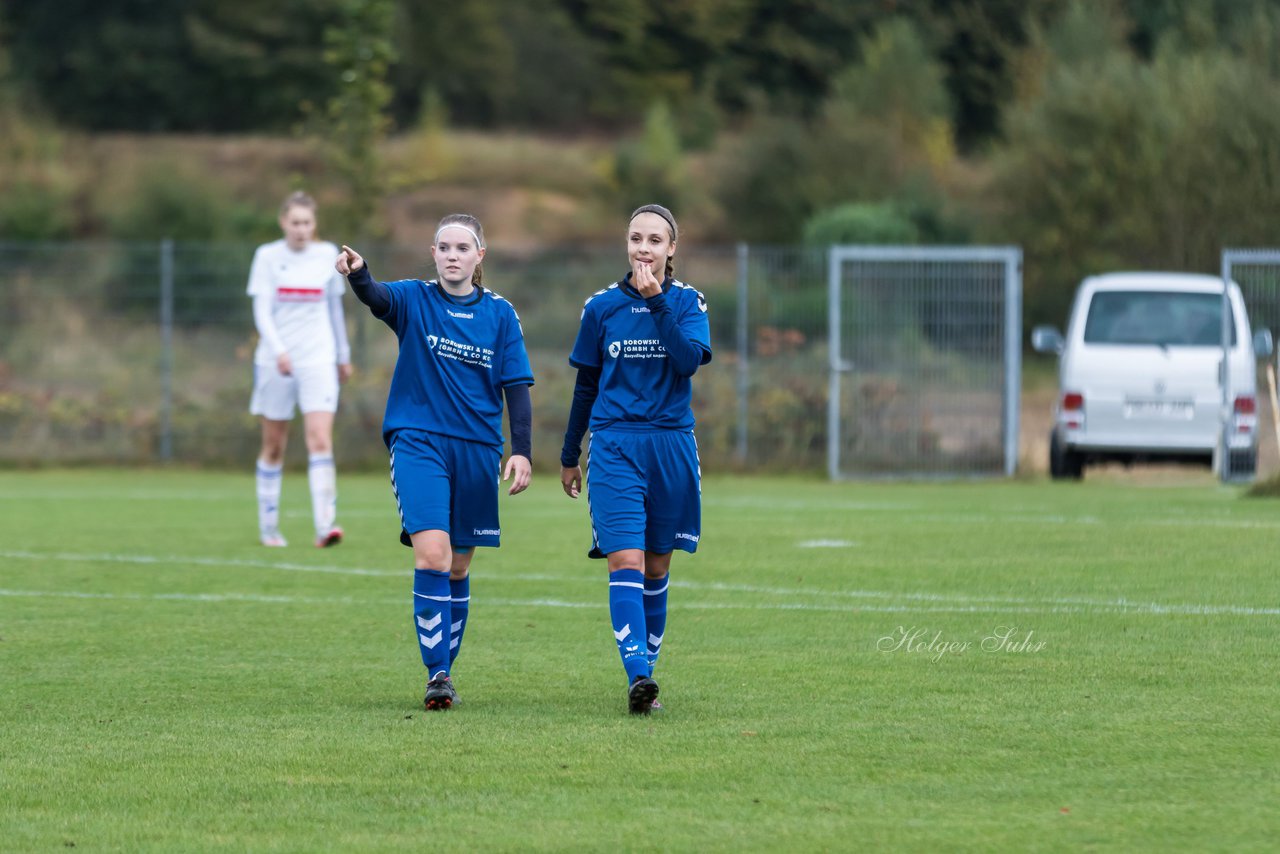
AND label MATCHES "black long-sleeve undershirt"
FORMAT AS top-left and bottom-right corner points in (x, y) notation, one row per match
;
(345, 263), (392, 317)
(505, 383), (532, 460)
(560, 365), (600, 468)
